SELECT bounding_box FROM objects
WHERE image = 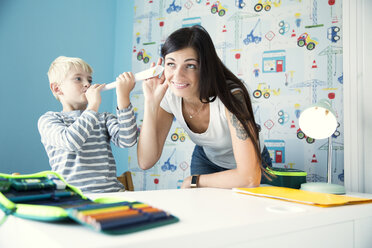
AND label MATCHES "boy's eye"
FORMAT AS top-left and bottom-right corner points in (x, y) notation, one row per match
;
(88, 79), (92, 84)
(75, 77), (82, 81)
